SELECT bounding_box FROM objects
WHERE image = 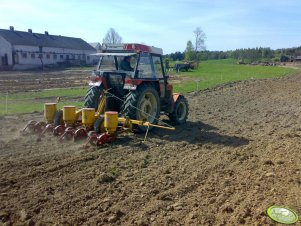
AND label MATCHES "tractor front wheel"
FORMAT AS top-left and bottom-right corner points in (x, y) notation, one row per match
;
(169, 95), (189, 125)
